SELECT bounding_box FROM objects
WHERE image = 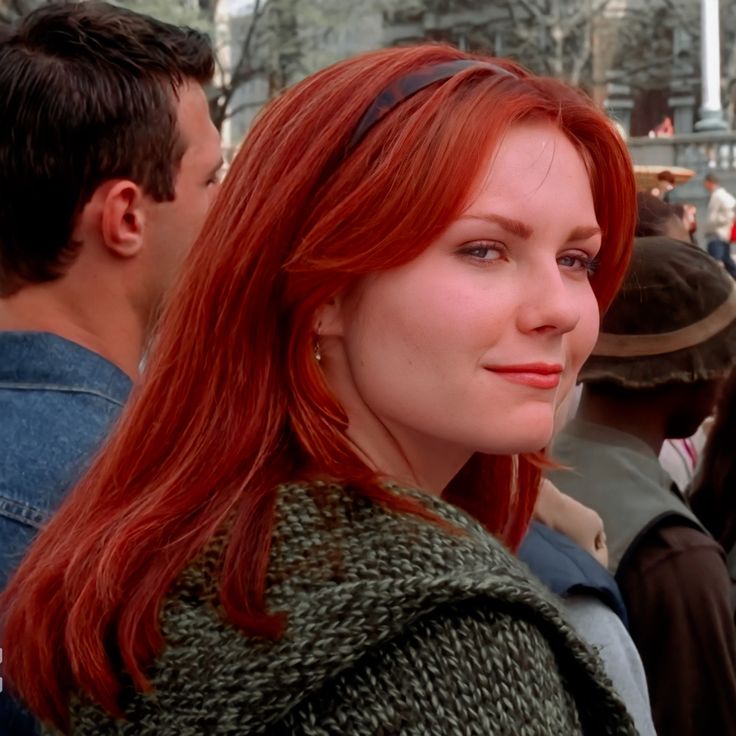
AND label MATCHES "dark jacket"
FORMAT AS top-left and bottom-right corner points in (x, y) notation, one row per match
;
(550, 419), (736, 736)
